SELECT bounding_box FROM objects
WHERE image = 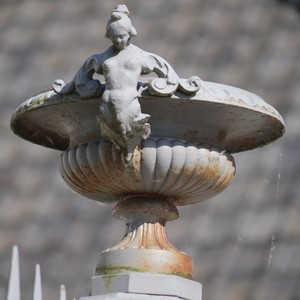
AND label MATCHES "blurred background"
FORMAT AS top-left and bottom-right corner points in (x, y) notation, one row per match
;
(0, 0), (299, 299)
